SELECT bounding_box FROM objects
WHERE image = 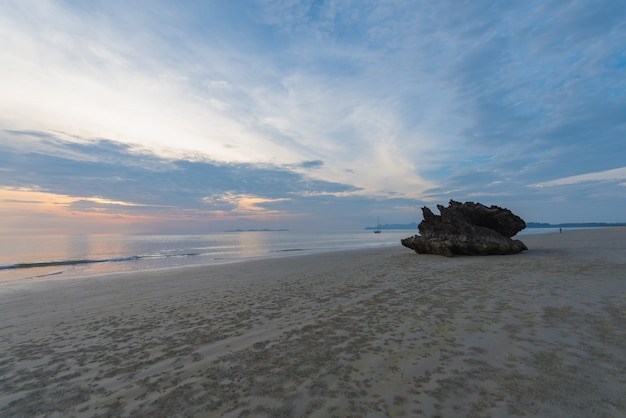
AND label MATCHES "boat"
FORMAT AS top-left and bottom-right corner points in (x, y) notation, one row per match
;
(374, 217), (382, 233)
